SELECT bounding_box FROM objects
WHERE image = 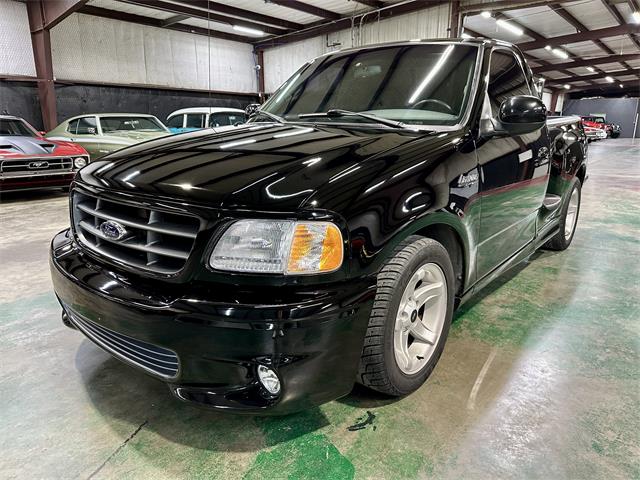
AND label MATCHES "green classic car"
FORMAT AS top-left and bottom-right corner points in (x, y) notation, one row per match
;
(46, 114), (170, 160)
